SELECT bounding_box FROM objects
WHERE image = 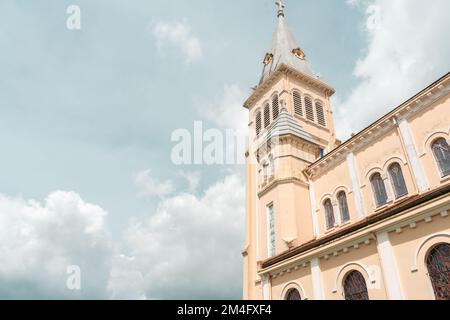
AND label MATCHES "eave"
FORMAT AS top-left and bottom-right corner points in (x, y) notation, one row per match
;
(261, 182), (450, 270)
(243, 64), (336, 110)
(306, 71), (450, 177)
